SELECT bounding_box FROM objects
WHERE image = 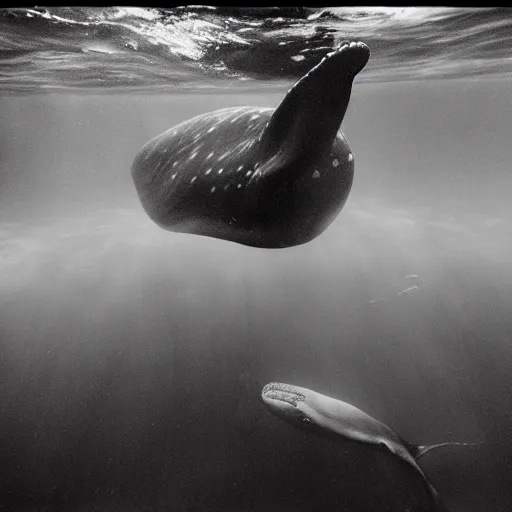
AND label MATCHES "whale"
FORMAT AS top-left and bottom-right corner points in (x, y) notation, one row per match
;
(131, 41), (370, 248)
(262, 382), (481, 511)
